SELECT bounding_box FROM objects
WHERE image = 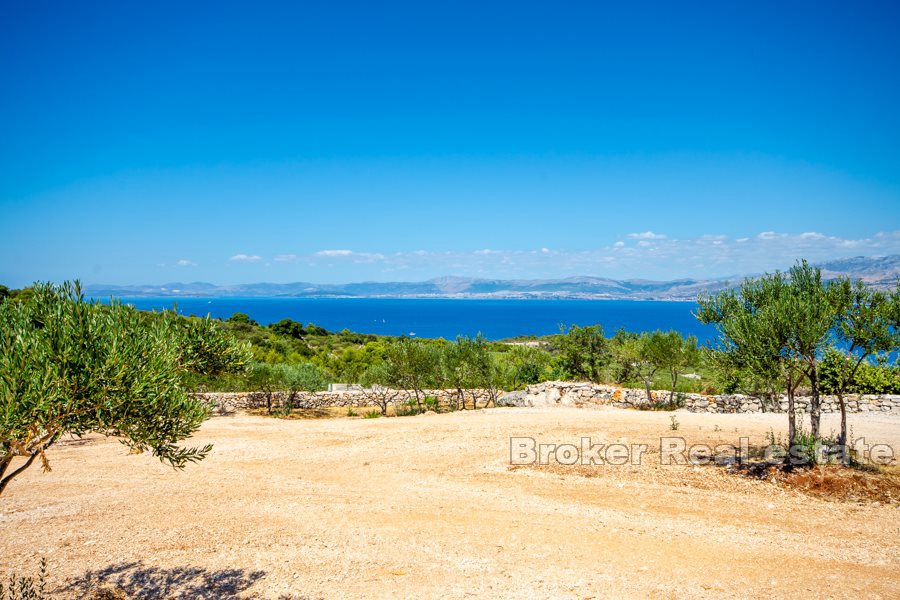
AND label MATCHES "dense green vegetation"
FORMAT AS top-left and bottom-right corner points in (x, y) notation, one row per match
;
(189, 313), (719, 398)
(0, 284), (33, 304)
